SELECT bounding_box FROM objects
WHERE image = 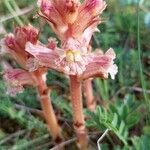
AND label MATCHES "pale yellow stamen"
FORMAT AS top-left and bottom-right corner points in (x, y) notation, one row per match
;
(65, 49), (81, 63)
